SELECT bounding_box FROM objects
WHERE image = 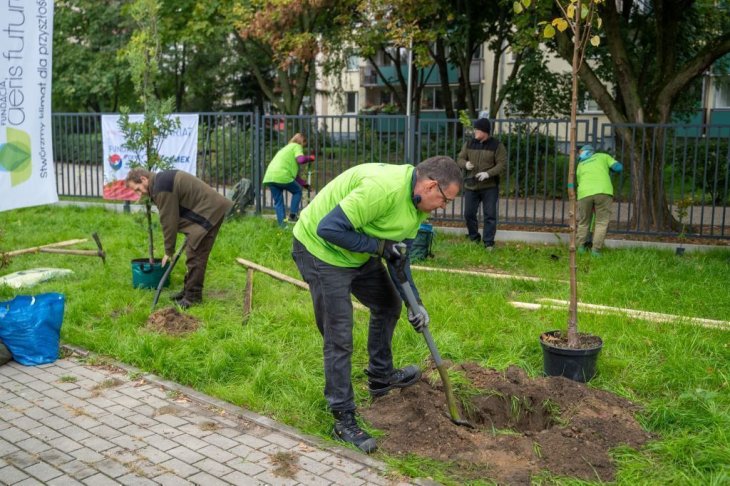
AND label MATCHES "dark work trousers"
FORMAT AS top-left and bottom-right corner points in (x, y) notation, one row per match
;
(183, 218), (223, 302)
(464, 186), (499, 246)
(292, 238), (402, 412)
